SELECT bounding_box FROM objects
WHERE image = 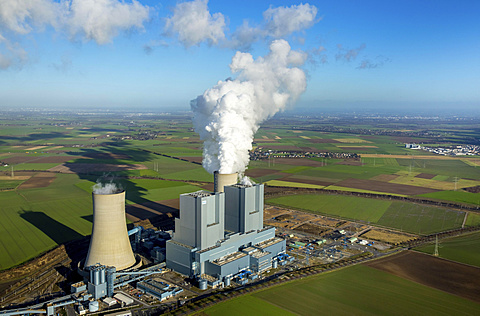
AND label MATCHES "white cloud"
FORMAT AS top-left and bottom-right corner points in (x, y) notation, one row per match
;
(164, 0), (226, 47)
(229, 3), (319, 50)
(263, 3), (318, 38)
(65, 0), (150, 45)
(0, 0), (61, 34)
(0, 0), (151, 70)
